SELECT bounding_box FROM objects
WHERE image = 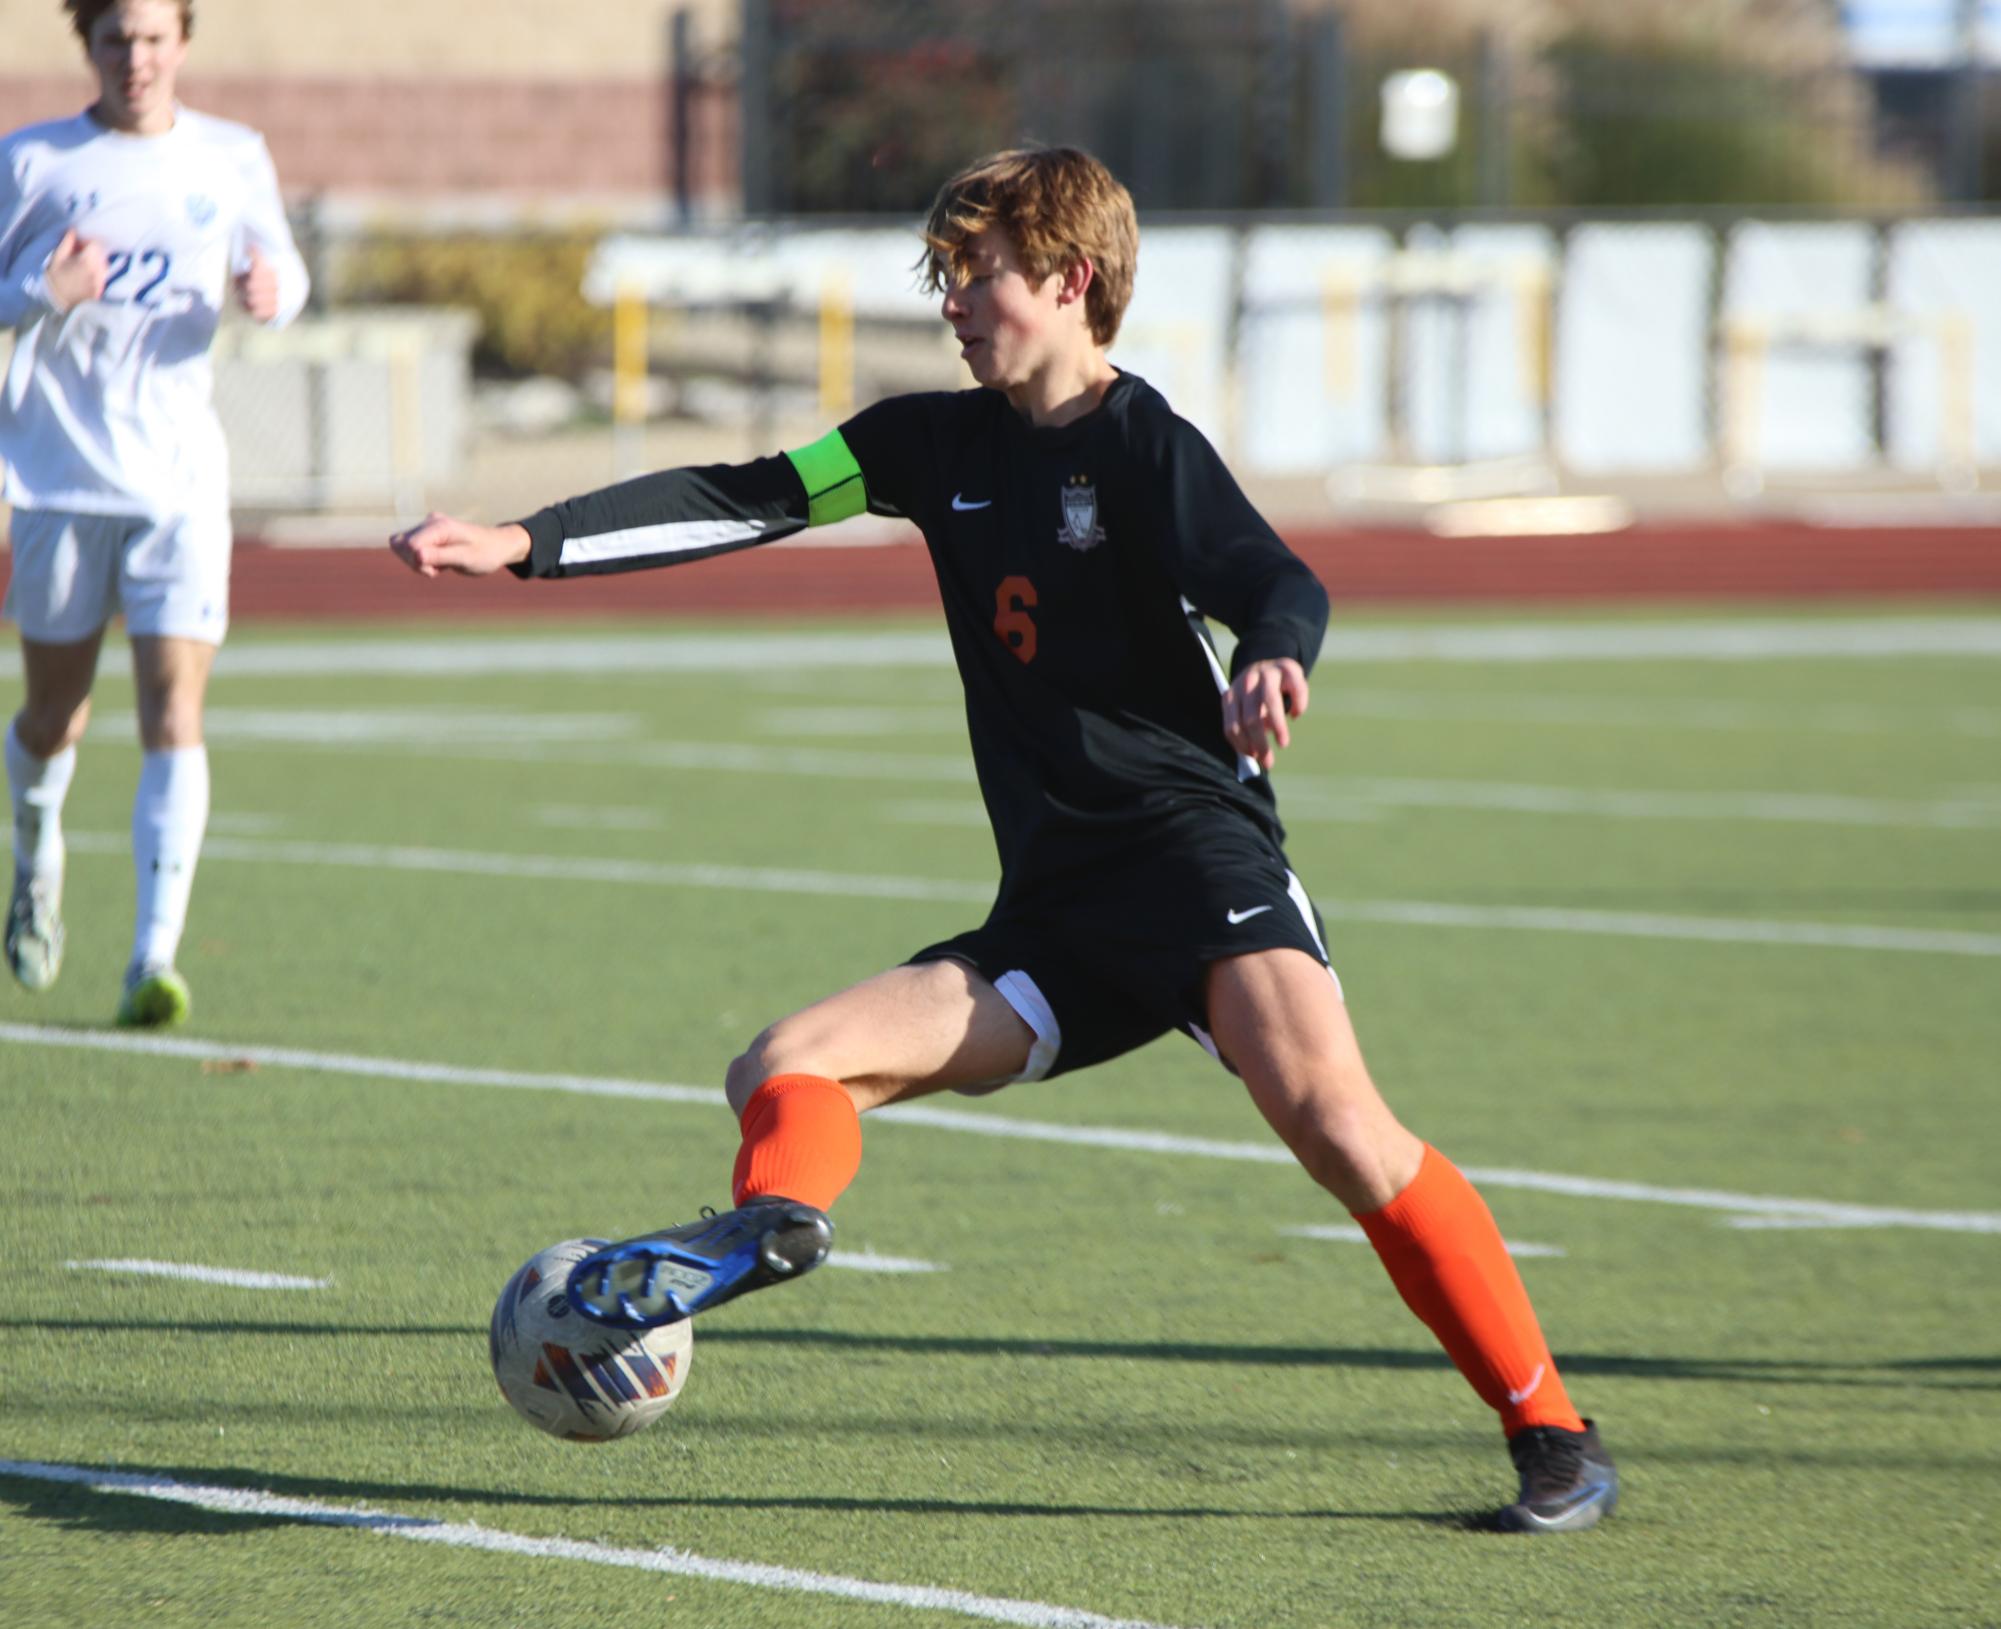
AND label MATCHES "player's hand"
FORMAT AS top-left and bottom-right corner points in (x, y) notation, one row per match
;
(1222, 657), (1309, 771)
(43, 229), (109, 313)
(390, 512), (531, 578)
(234, 245), (280, 322)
